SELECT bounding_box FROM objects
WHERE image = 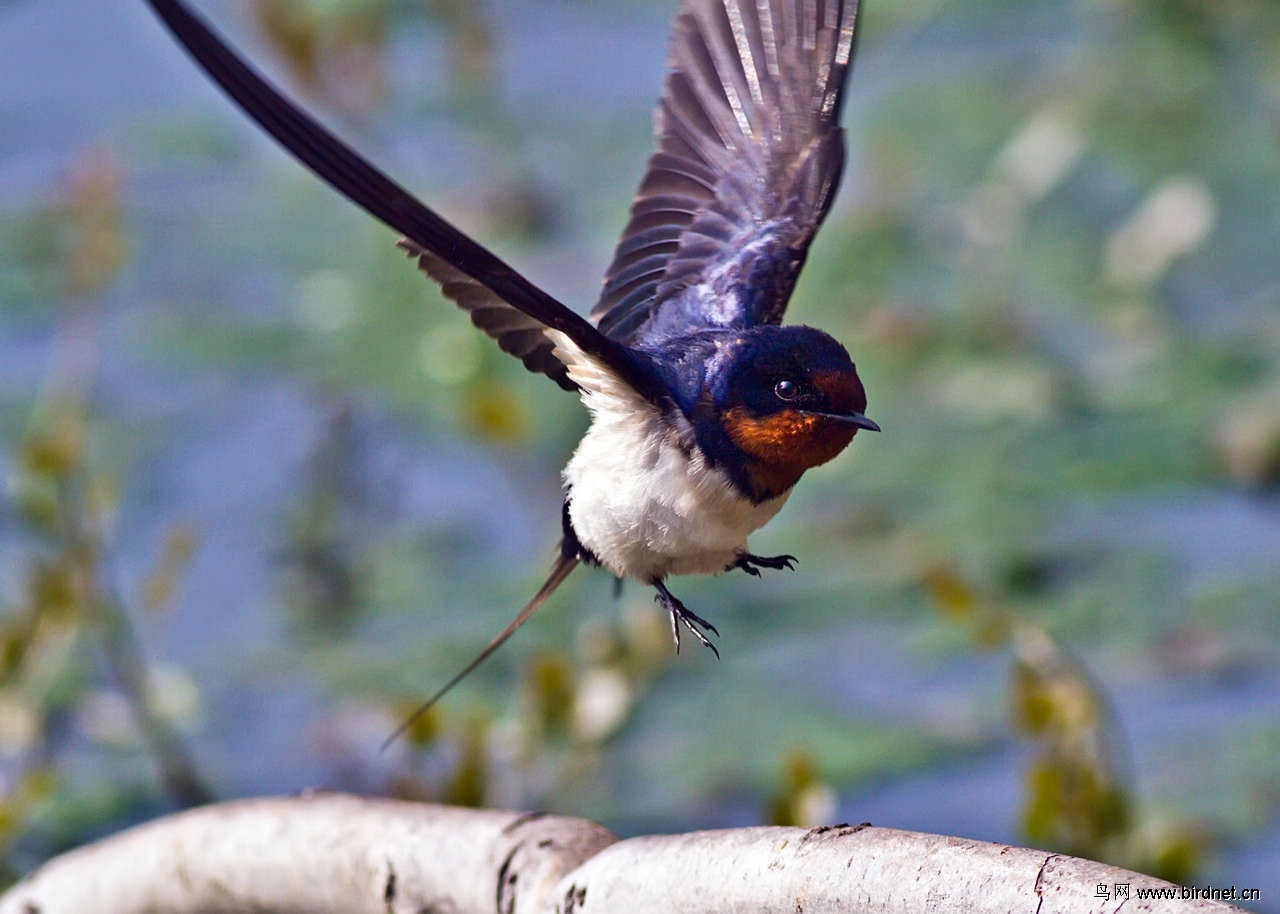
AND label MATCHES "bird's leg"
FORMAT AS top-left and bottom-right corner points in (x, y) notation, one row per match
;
(729, 552), (798, 577)
(652, 579), (719, 658)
